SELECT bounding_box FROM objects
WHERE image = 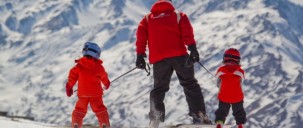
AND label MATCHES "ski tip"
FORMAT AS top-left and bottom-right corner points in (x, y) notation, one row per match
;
(164, 124), (233, 128)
